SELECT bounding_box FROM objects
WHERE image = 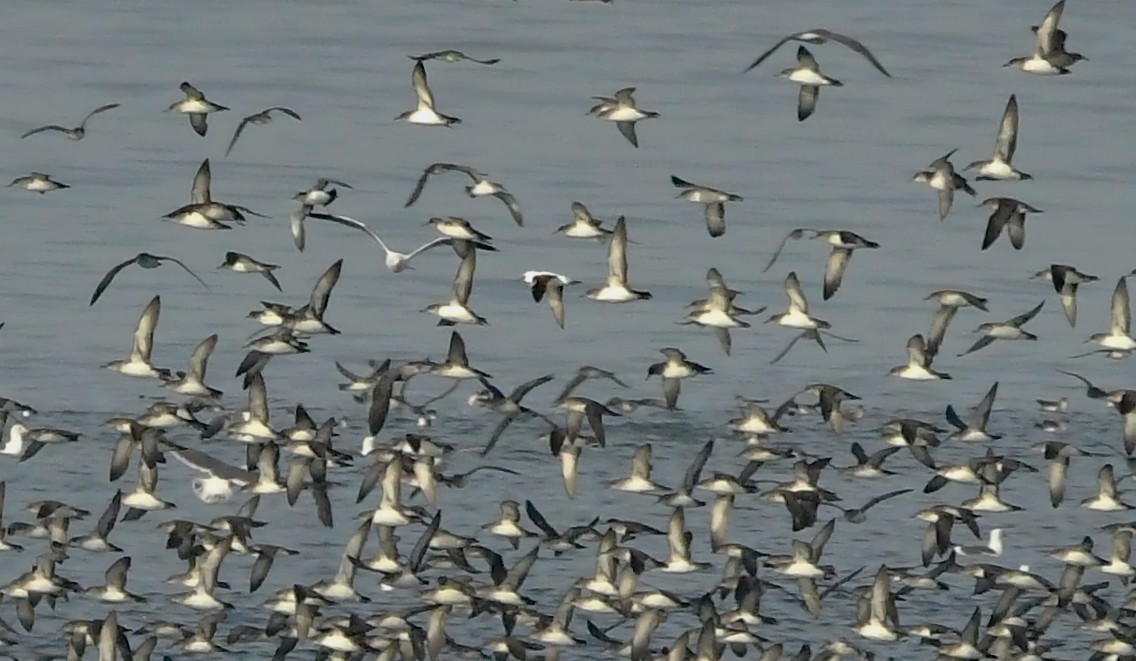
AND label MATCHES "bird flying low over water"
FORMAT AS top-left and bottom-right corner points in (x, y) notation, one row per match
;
(588, 87), (658, 148)
(745, 28), (891, 77)
(90, 253), (209, 306)
(20, 103), (120, 140)
(167, 82), (228, 136)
